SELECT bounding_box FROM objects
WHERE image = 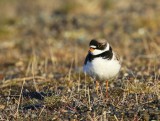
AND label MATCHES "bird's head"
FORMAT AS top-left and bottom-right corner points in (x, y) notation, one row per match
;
(89, 39), (109, 55)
